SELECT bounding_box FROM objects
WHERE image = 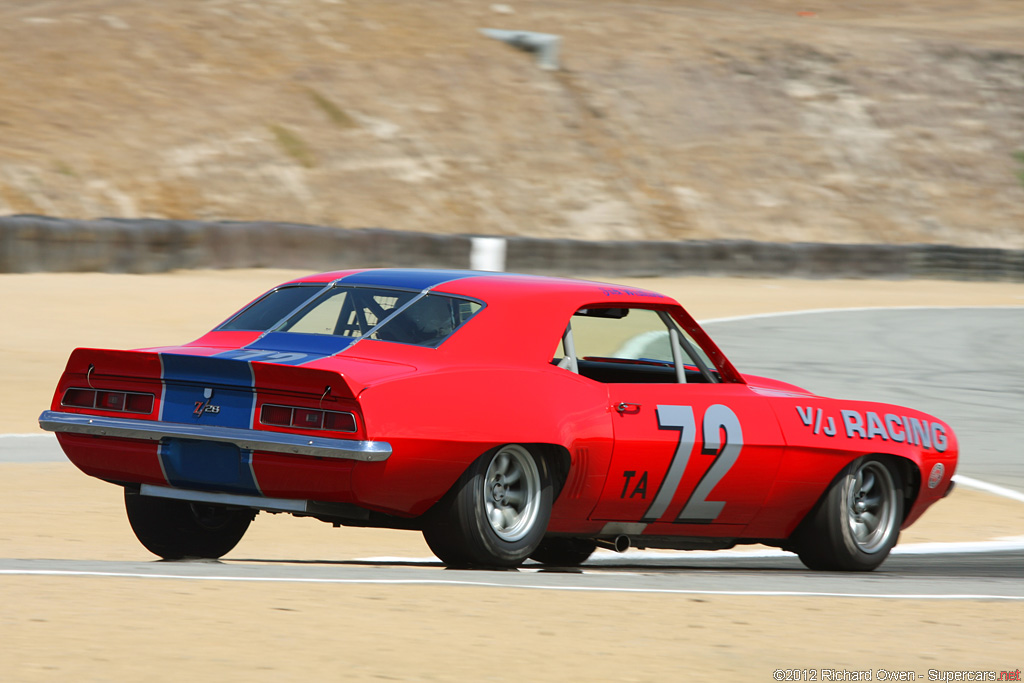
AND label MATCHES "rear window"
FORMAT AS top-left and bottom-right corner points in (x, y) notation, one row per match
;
(369, 295), (483, 348)
(219, 285), (321, 331)
(223, 284), (483, 347)
(277, 287), (417, 337)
